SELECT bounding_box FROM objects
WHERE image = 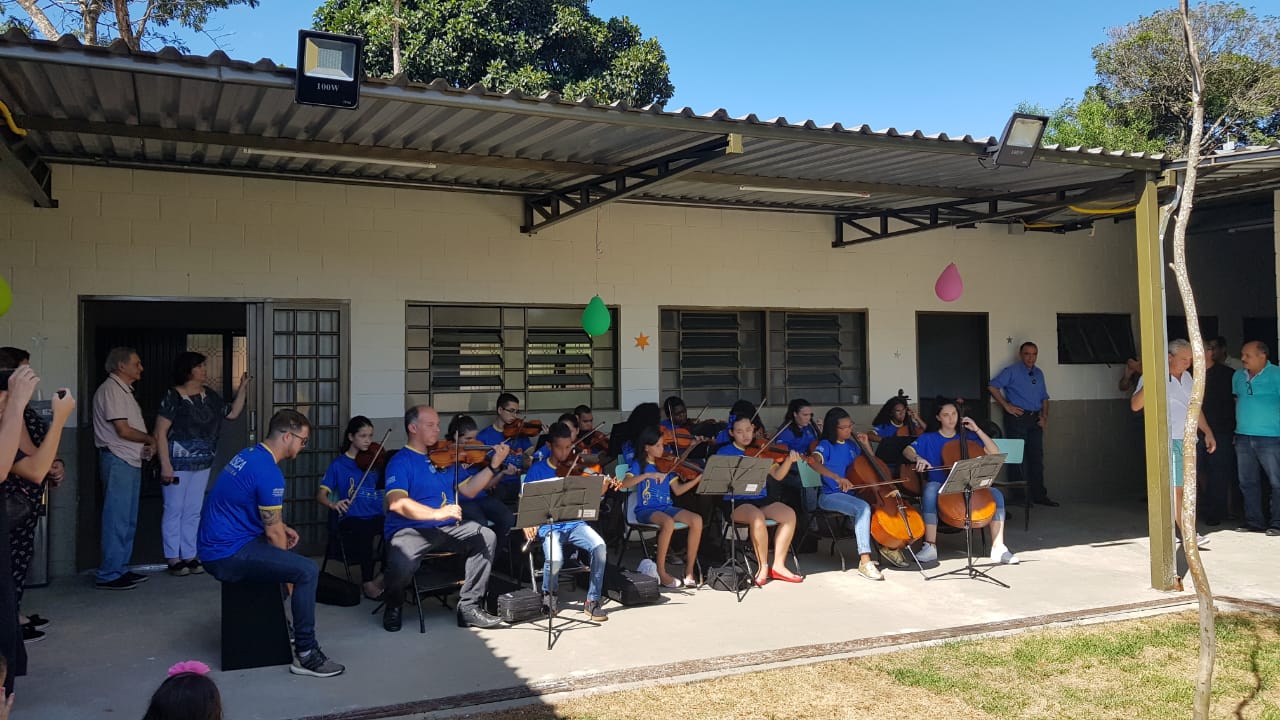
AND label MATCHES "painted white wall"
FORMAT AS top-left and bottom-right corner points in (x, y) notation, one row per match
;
(0, 165), (1143, 416)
